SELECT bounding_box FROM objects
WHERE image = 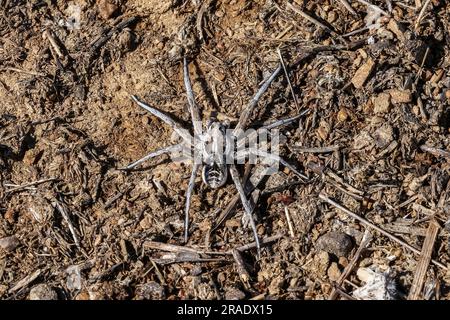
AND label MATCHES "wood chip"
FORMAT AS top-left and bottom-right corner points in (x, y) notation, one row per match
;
(389, 89), (412, 104)
(352, 57), (375, 89)
(408, 220), (440, 300)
